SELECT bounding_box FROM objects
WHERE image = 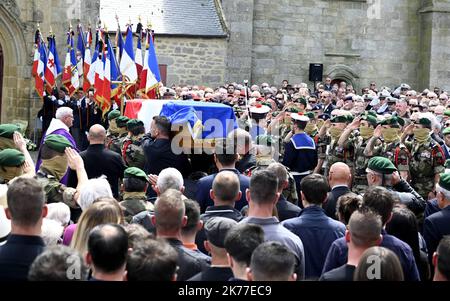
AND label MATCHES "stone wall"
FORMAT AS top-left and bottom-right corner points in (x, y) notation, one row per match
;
(154, 36), (227, 87)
